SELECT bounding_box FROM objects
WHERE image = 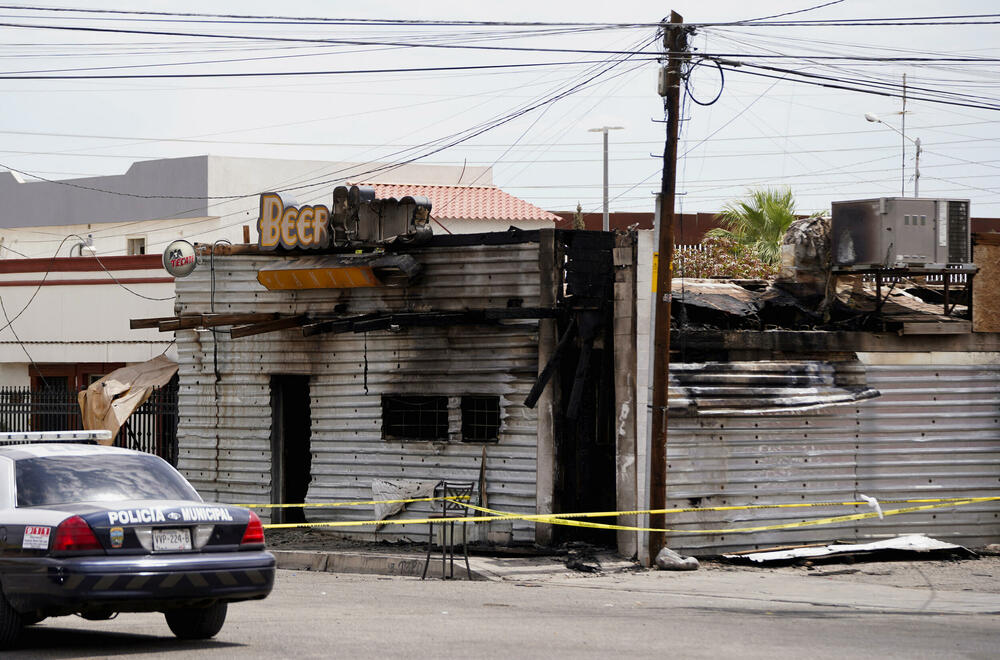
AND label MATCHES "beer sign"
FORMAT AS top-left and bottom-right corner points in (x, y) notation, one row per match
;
(162, 239), (197, 277)
(257, 193), (331, 250)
